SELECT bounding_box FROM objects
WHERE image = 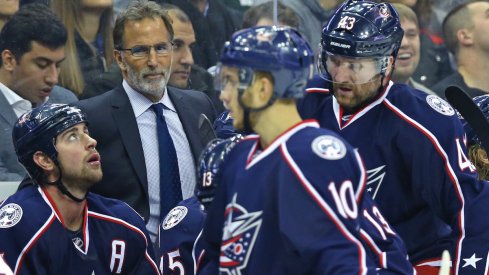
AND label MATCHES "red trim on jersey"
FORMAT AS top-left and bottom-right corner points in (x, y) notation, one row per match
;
(359, 229), (390, 269)
(280, 144), (367, 275)
(15, 214), (56, 275)
(263, 119), (318, 151)
(41, 187), (66, 226)
(306, 88), (330, 93)
(82, 203), (88, 252)
(88, 211), (160, 274)
(245, 120), (319, 169)
(337, 81), (391, 129)
(383, 99), (465, 274)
